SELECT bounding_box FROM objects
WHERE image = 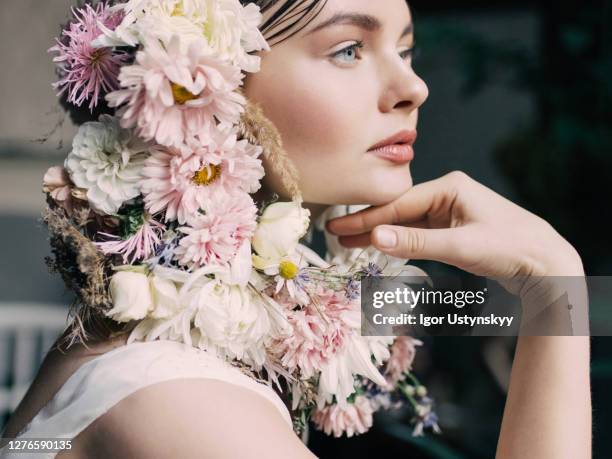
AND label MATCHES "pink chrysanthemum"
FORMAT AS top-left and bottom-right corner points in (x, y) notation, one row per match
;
(140, 127), (264, 224)
(270, 286), (358, 378)
(49, 2), (127, 112)
(173, 192), (258, 269)
(312, 395), (374, 438)
(106, 35), (246, 148)
(95, 215), (165, 264)
(384, 336), (423, 387)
